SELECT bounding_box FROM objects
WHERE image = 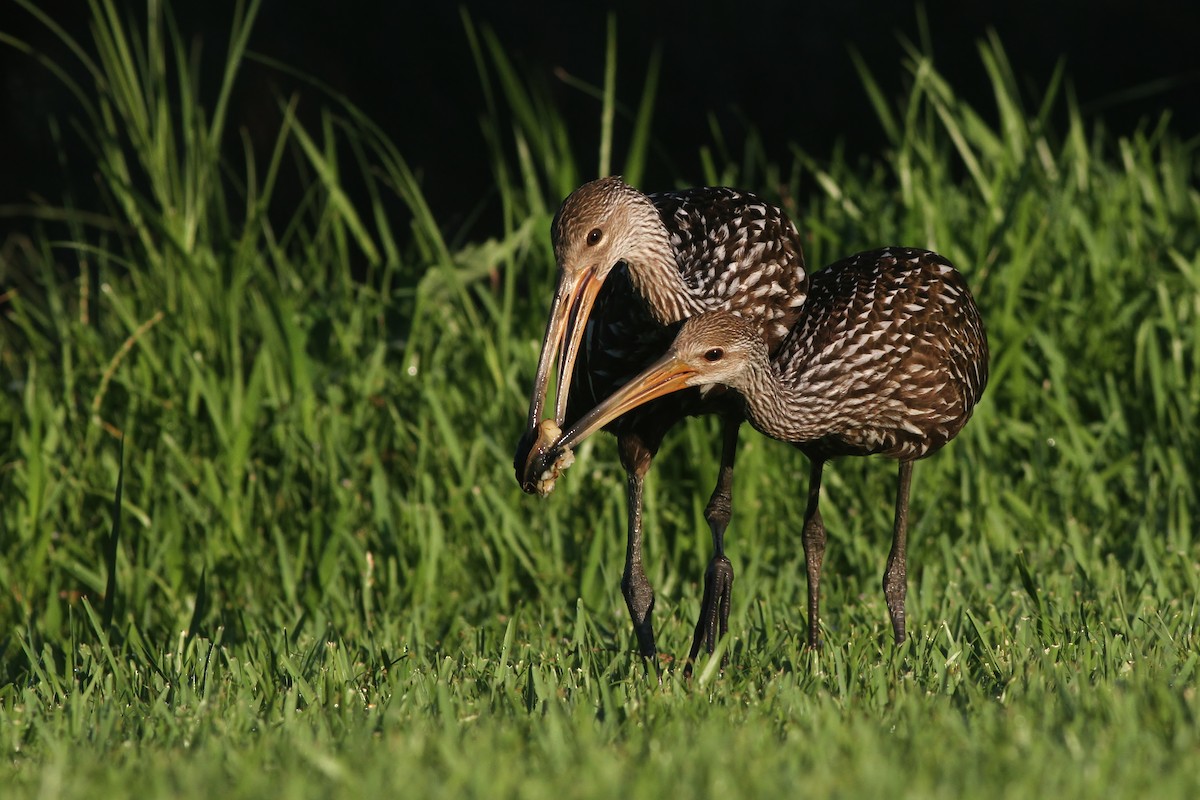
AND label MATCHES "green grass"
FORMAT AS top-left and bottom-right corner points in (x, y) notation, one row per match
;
(2, 1), (1198, 797)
